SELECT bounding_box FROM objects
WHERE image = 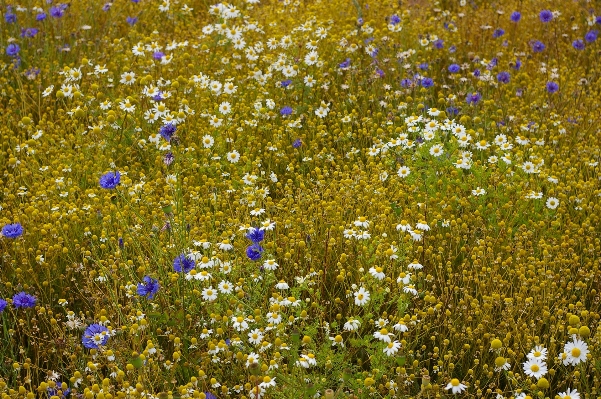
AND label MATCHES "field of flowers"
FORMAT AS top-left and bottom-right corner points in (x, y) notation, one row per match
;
(1, 0), (601, 397)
